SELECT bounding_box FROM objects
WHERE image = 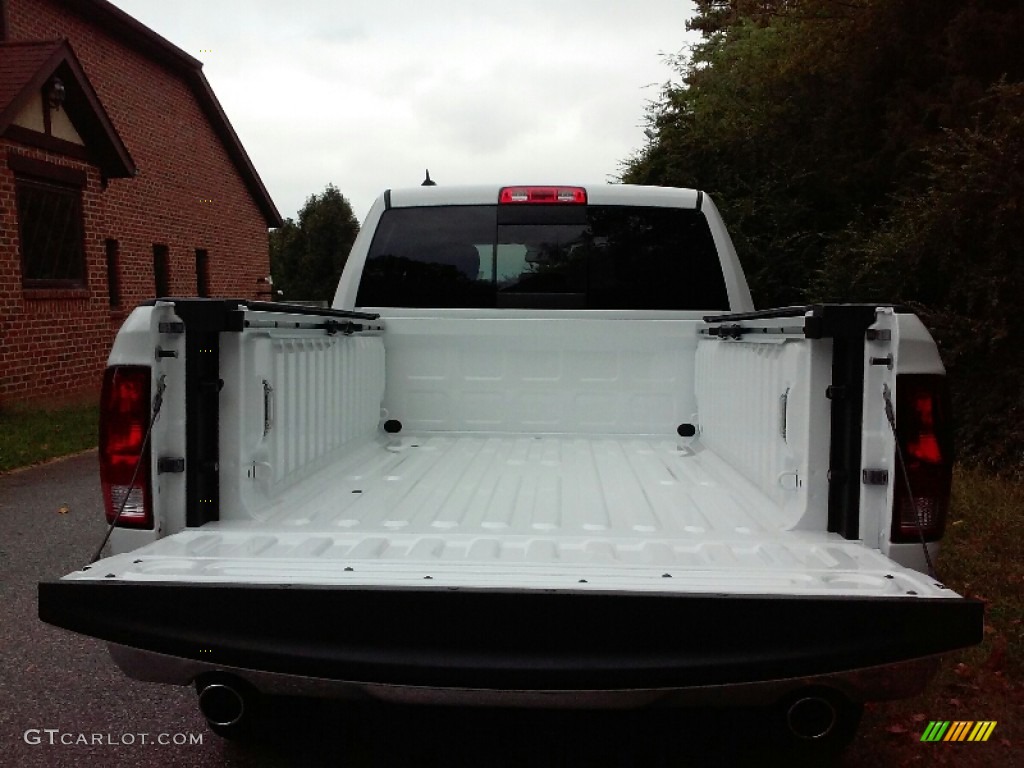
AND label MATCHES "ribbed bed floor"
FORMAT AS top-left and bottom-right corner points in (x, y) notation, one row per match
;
(72, 435), (950, 598)
(259, 433), (780, 537)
